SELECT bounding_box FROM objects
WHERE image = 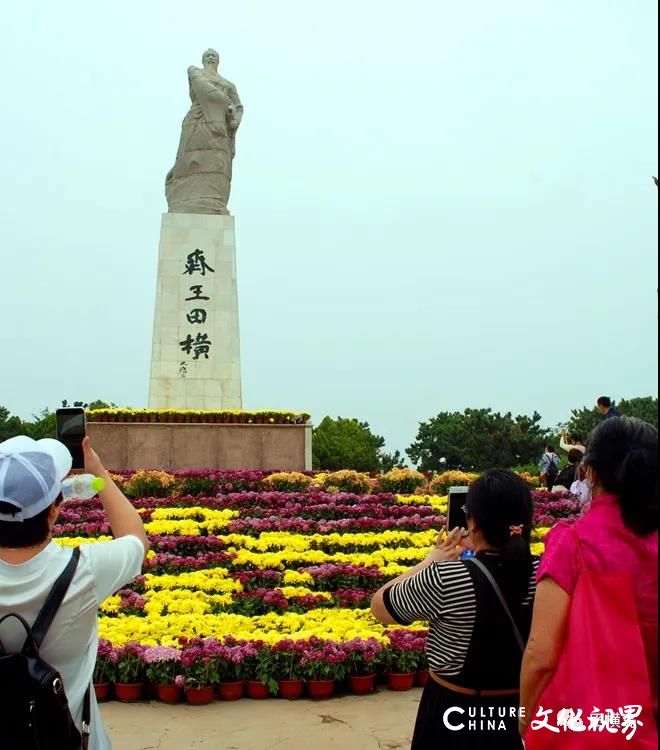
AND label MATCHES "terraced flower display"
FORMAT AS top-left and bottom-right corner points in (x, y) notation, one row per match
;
(53, 471), (581, 700)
